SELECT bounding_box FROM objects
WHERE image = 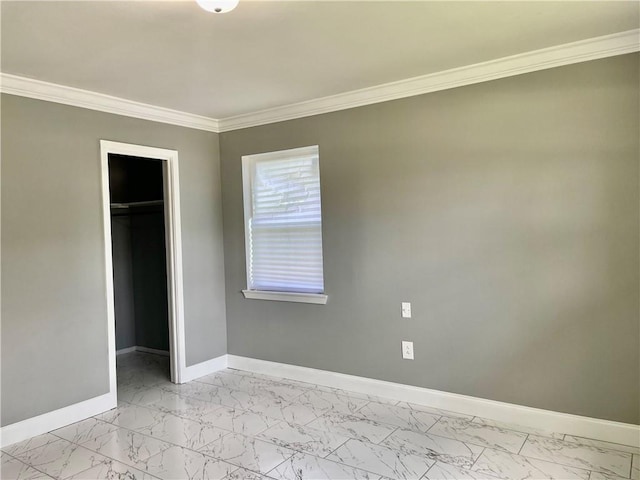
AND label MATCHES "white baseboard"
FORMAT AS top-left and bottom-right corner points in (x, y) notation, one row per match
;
(135, 346), (169, 357)
(227, 355), (640, 448)
(115, 346), (137, 355)
(116, 346), (169, 357)
(181, 354), (228, 383)
(0, 392), (116, 449)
